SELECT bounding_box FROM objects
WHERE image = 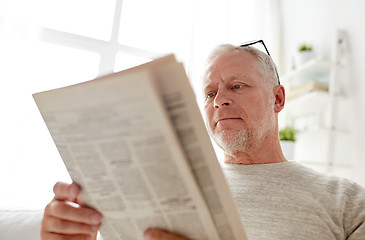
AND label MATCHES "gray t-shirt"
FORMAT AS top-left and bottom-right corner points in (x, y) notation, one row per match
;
(221, 161), (365, 240)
